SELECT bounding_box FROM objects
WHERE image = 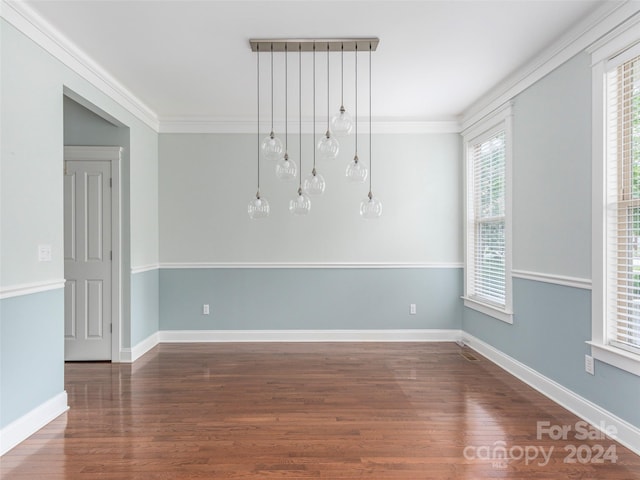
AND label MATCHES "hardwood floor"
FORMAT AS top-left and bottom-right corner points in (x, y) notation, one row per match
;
(2, 342), (639, 479)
